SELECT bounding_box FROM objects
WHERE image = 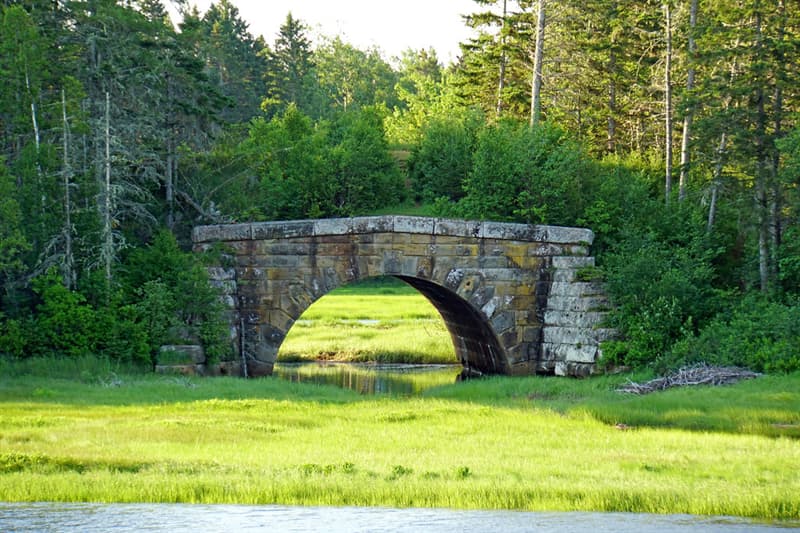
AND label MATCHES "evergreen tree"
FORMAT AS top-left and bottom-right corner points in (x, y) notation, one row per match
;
(197, 0), (267, 123)
(261, 12), (316, 118)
